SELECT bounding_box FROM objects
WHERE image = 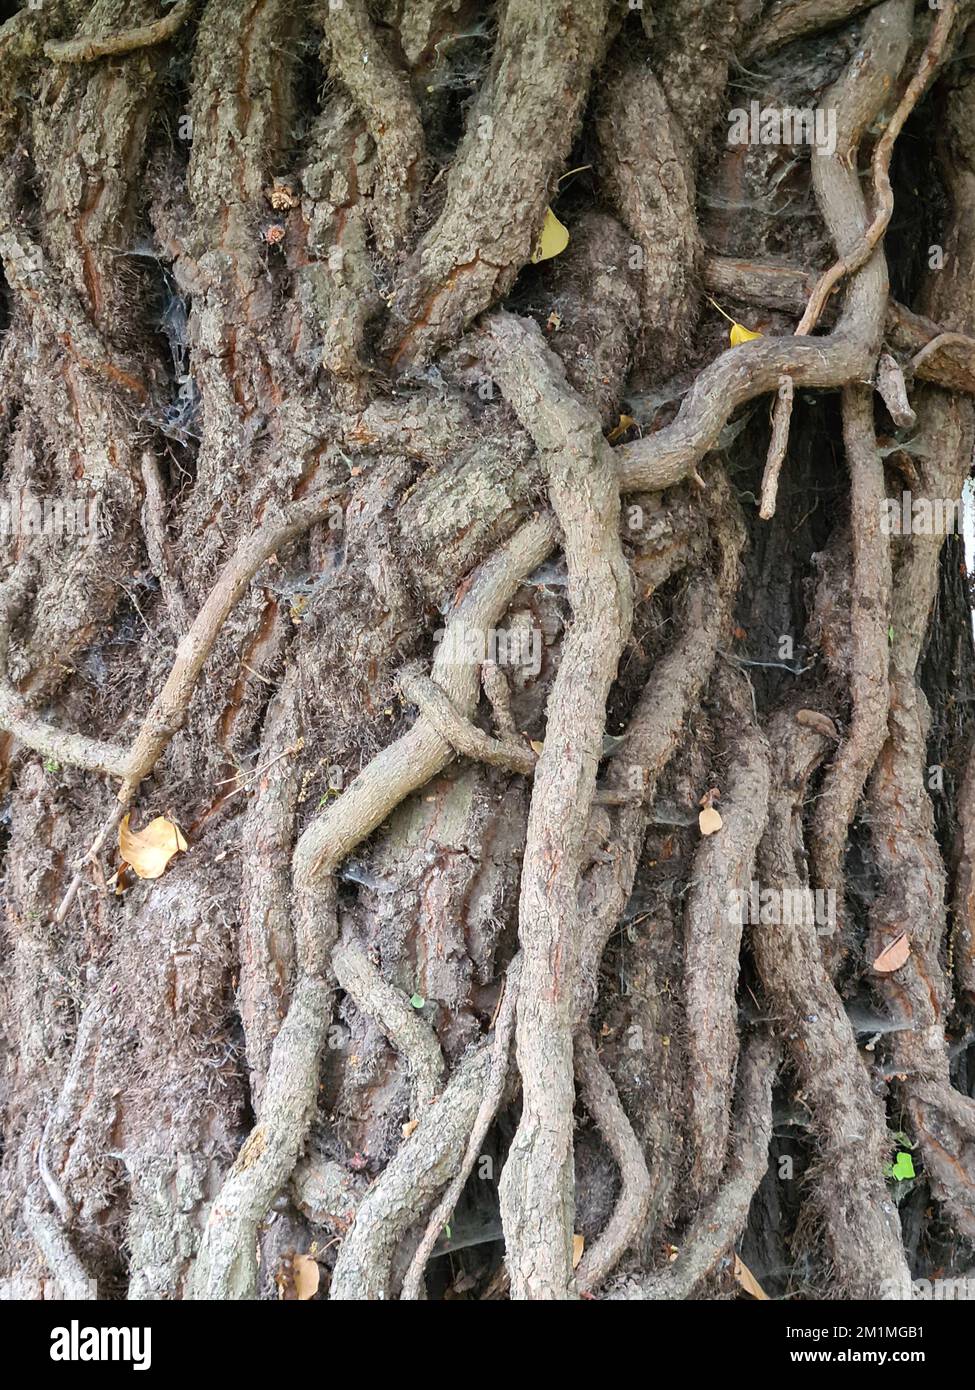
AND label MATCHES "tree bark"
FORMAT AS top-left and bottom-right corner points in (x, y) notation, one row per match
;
(3, 0), (975, 1304)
